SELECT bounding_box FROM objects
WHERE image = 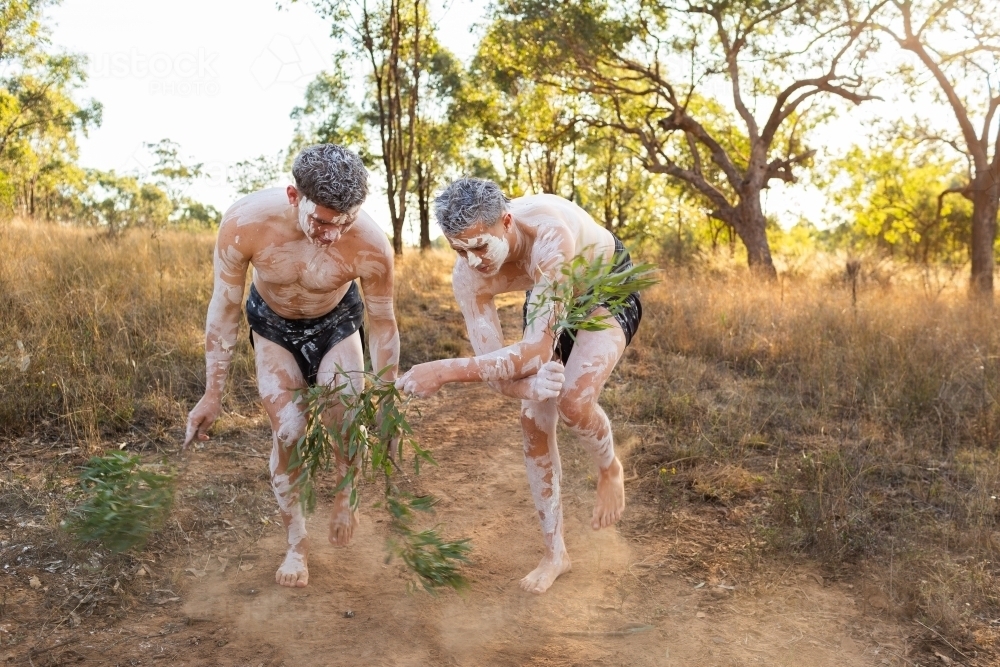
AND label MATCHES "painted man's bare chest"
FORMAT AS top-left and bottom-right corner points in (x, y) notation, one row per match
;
(252, 242), (355, 291)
